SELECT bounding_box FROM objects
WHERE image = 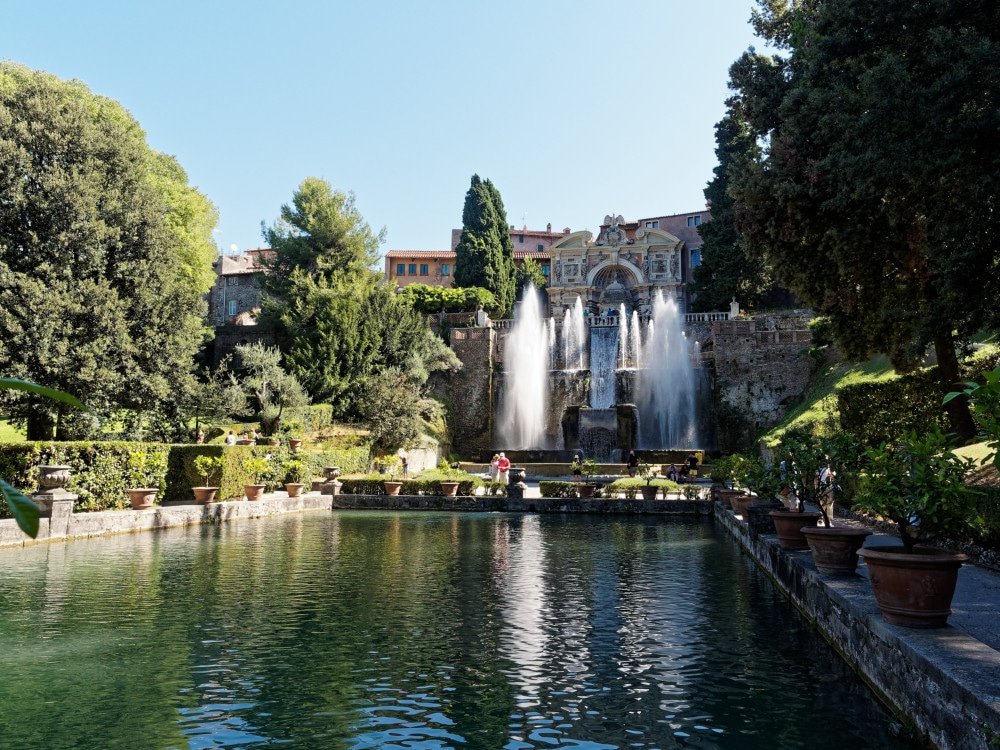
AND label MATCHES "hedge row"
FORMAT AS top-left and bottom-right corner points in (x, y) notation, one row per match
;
(539, 481), (578, 498)
(339, 473), (482, 496)
(282, 404), (335, 436)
